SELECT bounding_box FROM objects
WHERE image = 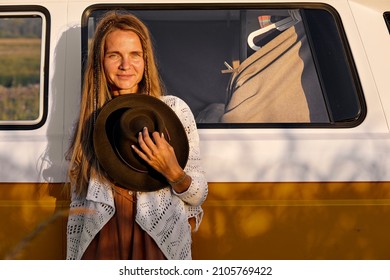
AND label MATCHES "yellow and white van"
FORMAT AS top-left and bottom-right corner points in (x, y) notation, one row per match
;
(0, 0), (390, 259)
